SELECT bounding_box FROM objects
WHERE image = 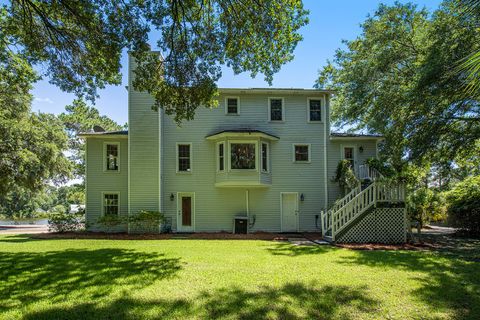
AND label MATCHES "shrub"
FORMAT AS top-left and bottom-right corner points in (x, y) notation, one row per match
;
(447, 176), (480, 235)
(96, 214), (125, 232)
(96, 211), (166, 233)
(128, 210), (165, 234)
(48, 213), (84, 233)
(333, 160), (359, 195)
(407, 188), (447, 232)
